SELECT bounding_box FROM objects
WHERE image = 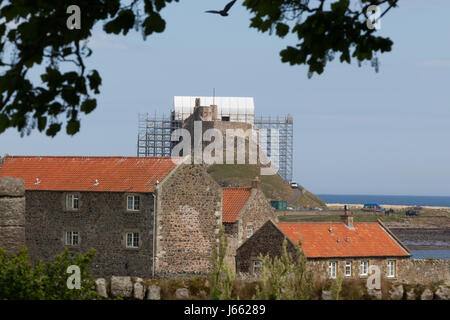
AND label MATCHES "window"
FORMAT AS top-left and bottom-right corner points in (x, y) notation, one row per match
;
(329, 261), (337, 279)
(65, 231), (79, 246)
(253, 260), (261, 273)
(126, 232), (139, 248)
(387, 260), (396, 278)
(345, 261), (352, 277)
(127, 195), (140, 211)
(246, 225), (254, 238)
(66, 194), (79, 210)
(360, 260), (369, 276)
